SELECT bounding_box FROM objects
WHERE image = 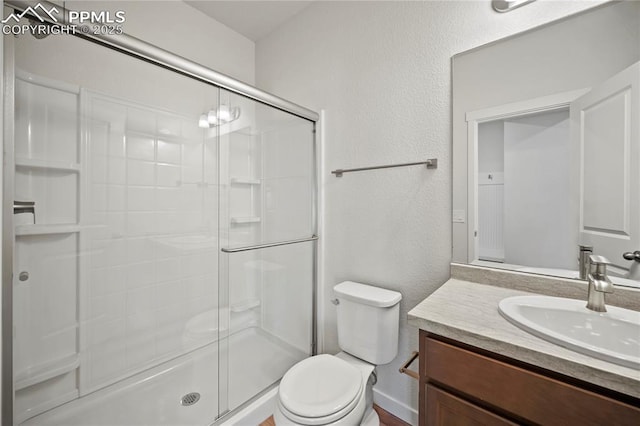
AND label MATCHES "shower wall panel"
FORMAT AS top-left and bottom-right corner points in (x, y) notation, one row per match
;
(13, 74), (82, 422)
(82, 93), (219, 394)
(12, 30), (222, 423)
